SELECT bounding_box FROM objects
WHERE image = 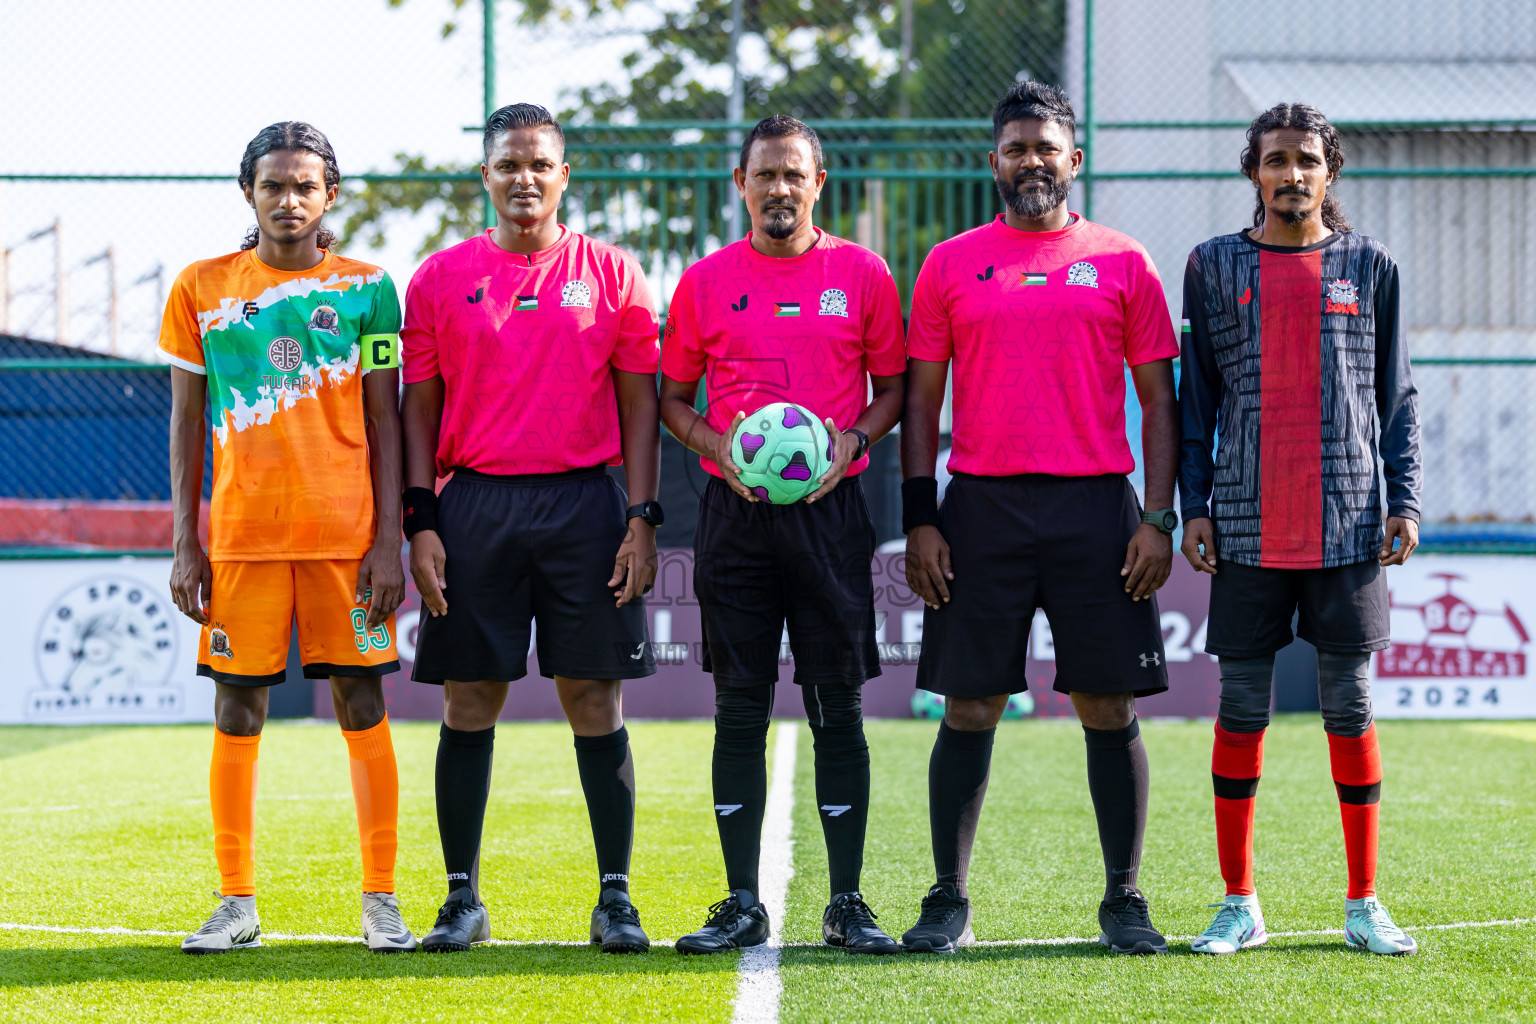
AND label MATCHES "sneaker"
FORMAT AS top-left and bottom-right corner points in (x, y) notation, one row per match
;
(181, 893), (261, 955)
(1344, 896), (1418, 956)
(421, 887), (491, 953)
(674, 889), (770, 955)
(822, 892), (900, 954)
(1097, 885), (1169, 955)
(590, 888), (650, 954)
(1190, 894), (1268, 954)
(902, 883), (974, 953)
(361, 891), (419, 953)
